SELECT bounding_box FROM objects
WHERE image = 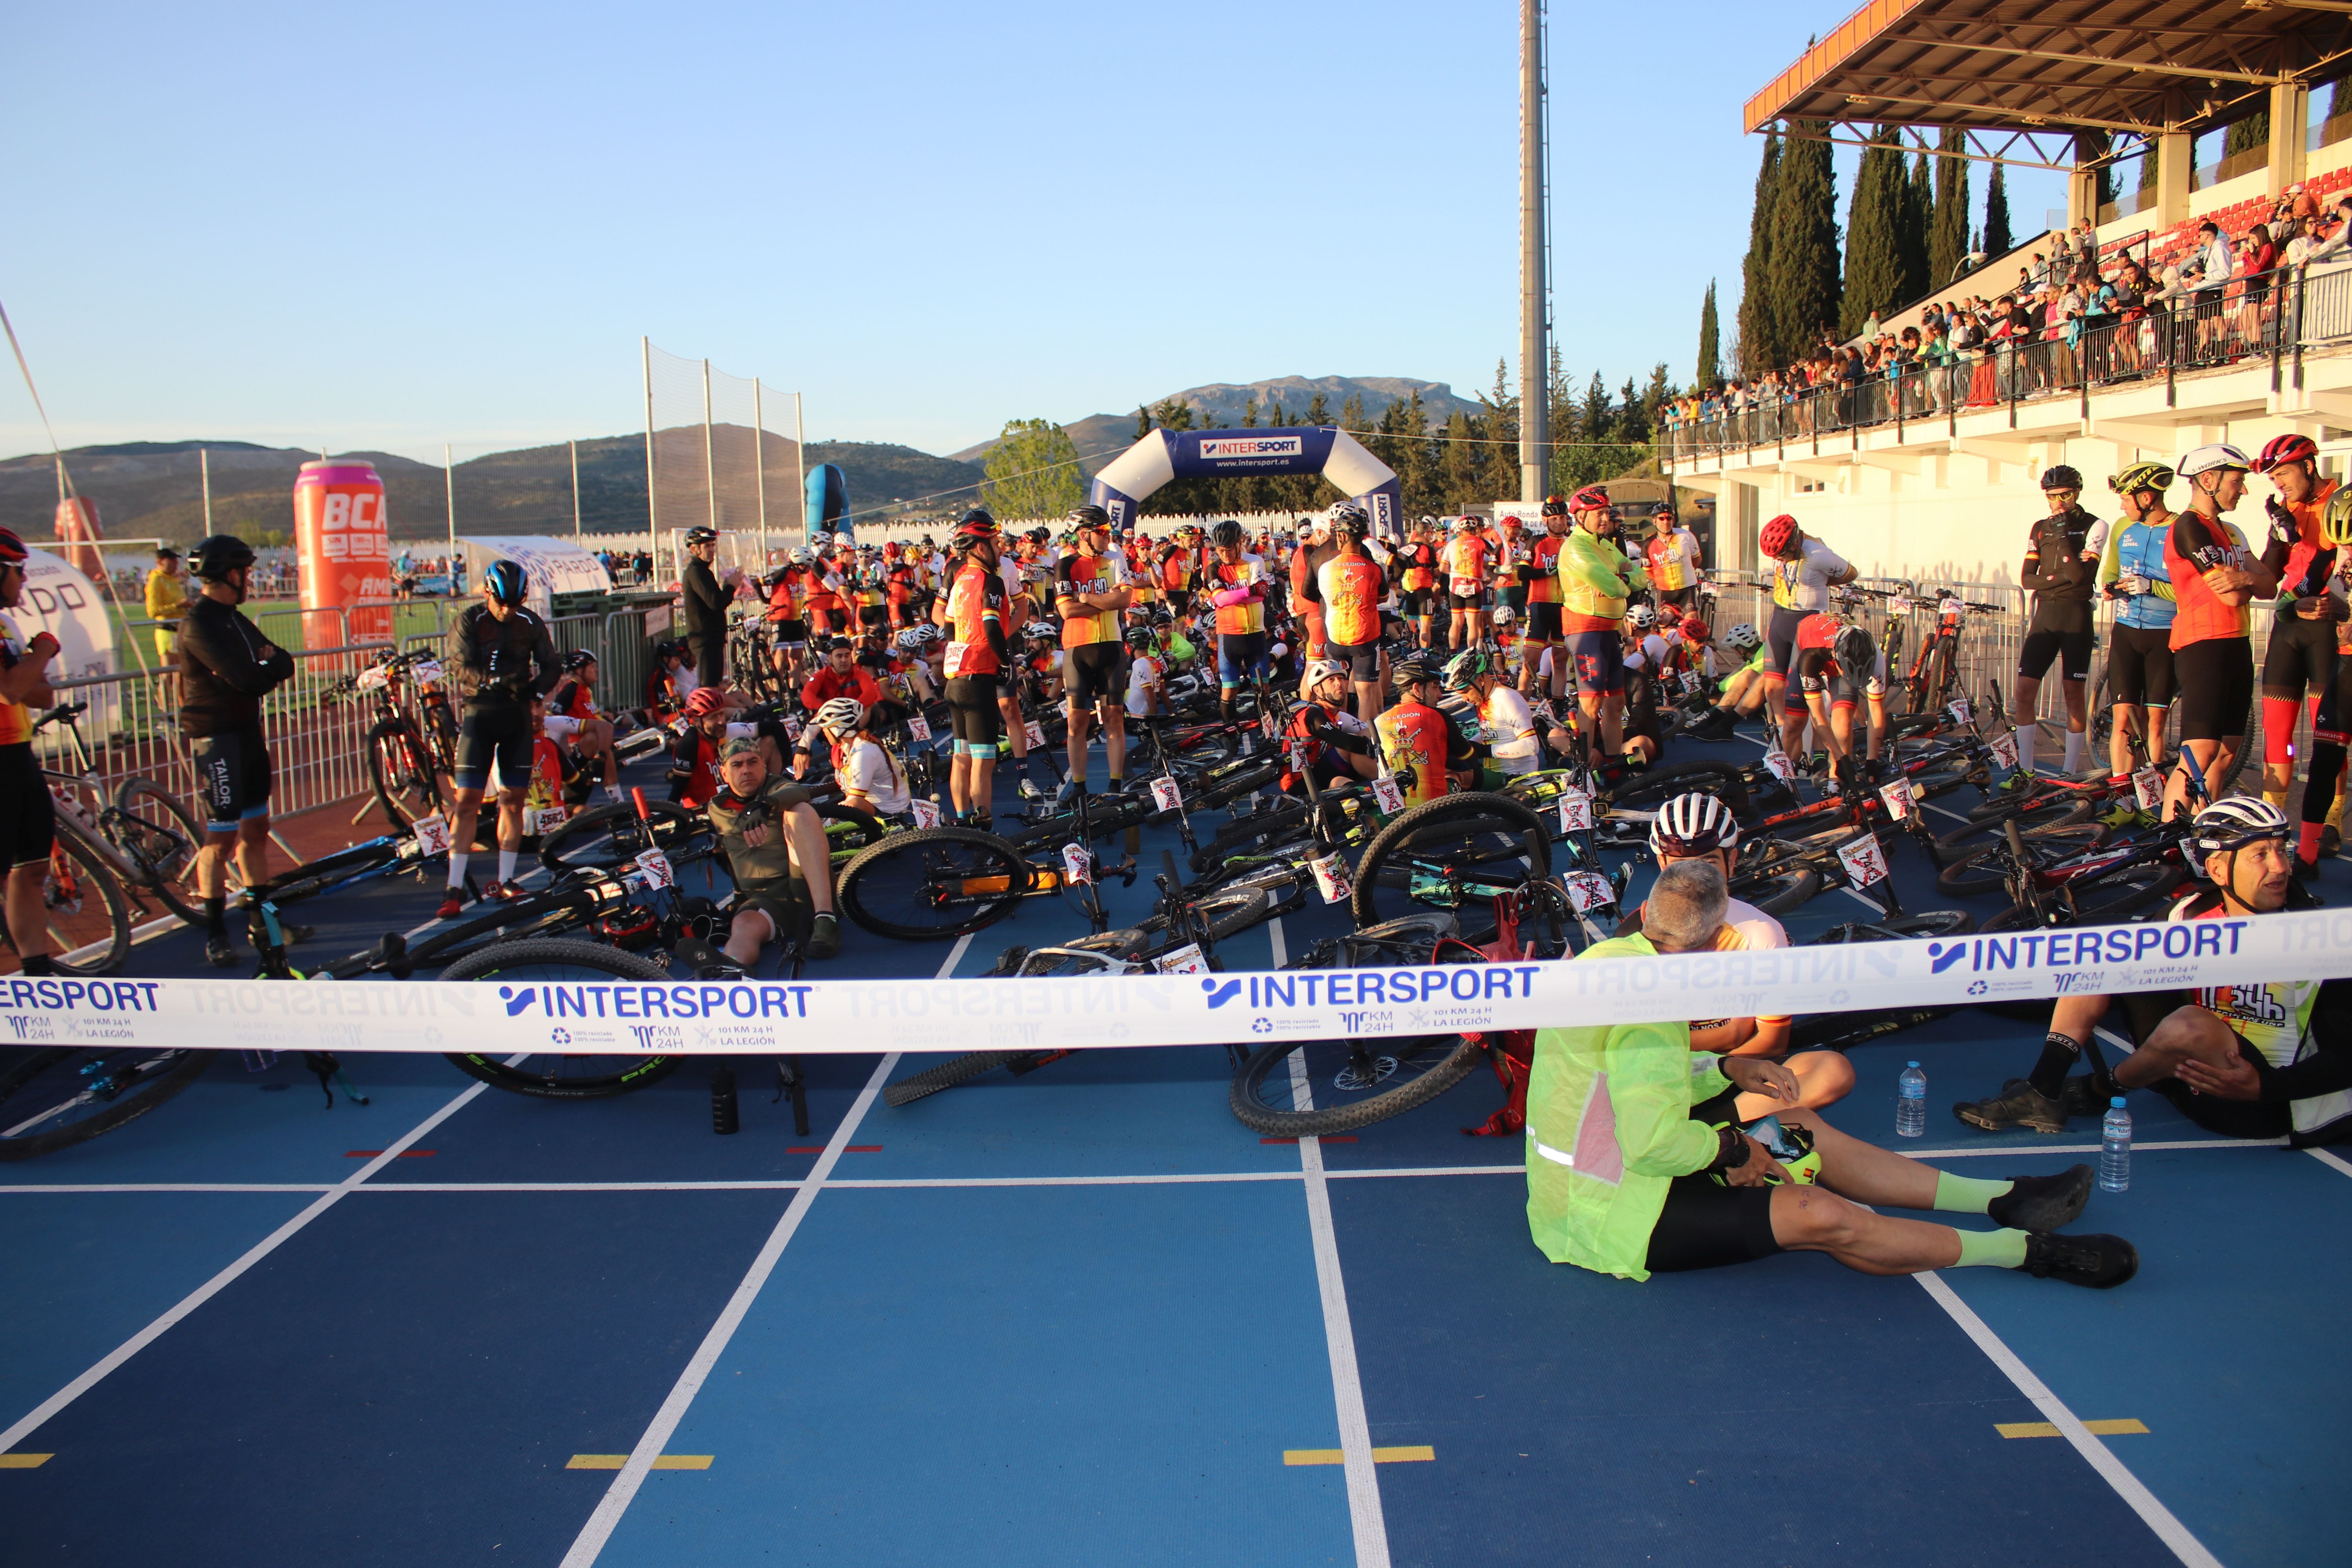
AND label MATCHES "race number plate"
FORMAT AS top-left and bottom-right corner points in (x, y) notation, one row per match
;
(909, 797), (940, 830)
(1308, 852), (1352, 904)
(906, 713), (931, 742)
(411, 813), (454, 857)
(2131, 767), (2164, 811)
(1989, 731), (2020, 769)
(1060, 843), (1093, 886)
(1557, 789), (1594, 833)
(1762, 748), (1798, 783)
(1877, 777), (1916, 820)
(633, 848), (675, 889)
(1948, 697), (1973, 726)
(1148, 777), (1183, 813)
(530, 806), (569, 836)
(411, 659), (444, 684)
(1154, 943), (1209, 975)
(1024, 720), (1046, 750)
(1287, 741), (1309, 777)
(1836, 835), (1890, 888)
(1369, 775), (1406, 815)
(1560, 869), (1615, 915)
